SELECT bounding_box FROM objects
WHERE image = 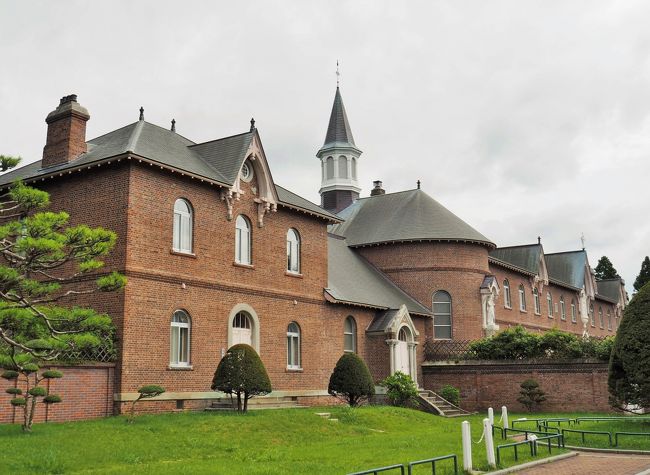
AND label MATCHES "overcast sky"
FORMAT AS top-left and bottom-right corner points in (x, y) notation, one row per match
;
(1, 1), (648, 291)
